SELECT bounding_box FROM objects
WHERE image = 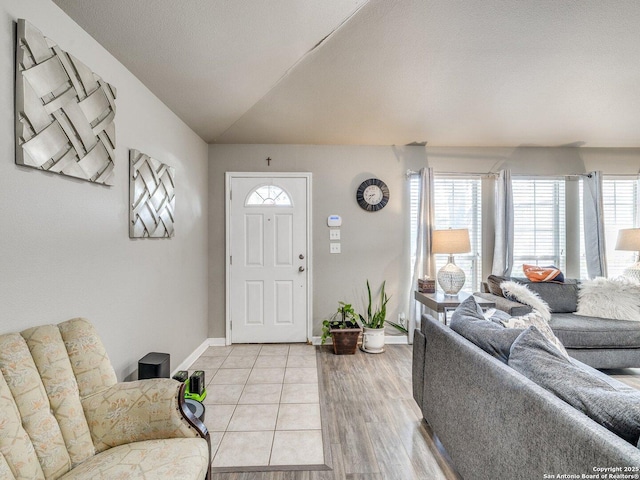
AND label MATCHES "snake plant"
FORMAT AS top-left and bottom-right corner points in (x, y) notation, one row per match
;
(359, 280), (390, 329)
